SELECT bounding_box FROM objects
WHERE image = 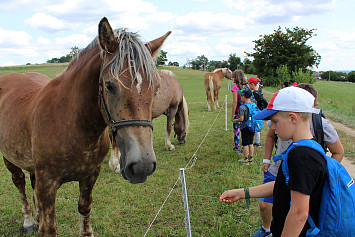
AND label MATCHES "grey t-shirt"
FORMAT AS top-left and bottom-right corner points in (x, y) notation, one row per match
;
(238, 104), (248, 129)
(266, 112), (339, 176)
